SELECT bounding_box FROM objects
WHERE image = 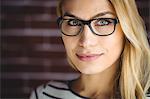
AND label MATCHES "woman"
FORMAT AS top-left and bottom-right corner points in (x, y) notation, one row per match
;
(30, 0), (150, 99)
